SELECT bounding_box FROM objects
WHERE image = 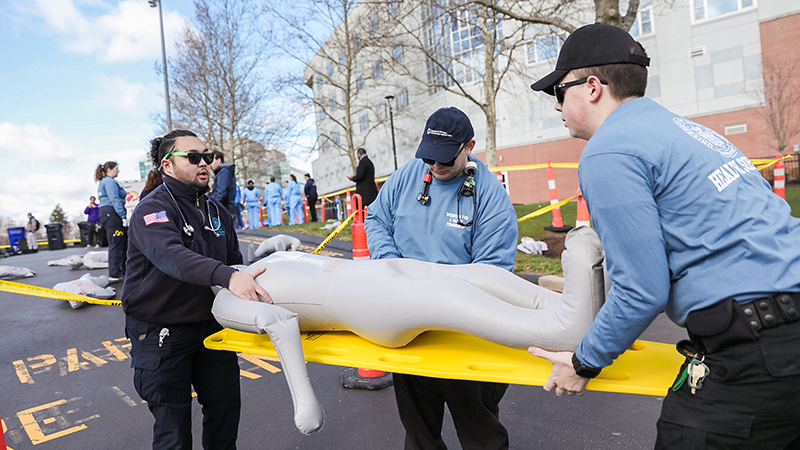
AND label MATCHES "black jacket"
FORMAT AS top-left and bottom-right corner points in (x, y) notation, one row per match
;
(122, 175), (242, 324)
(304, 178), (318, 197)
(209, 162), (238, 215)
(352, 156), (378, 206)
